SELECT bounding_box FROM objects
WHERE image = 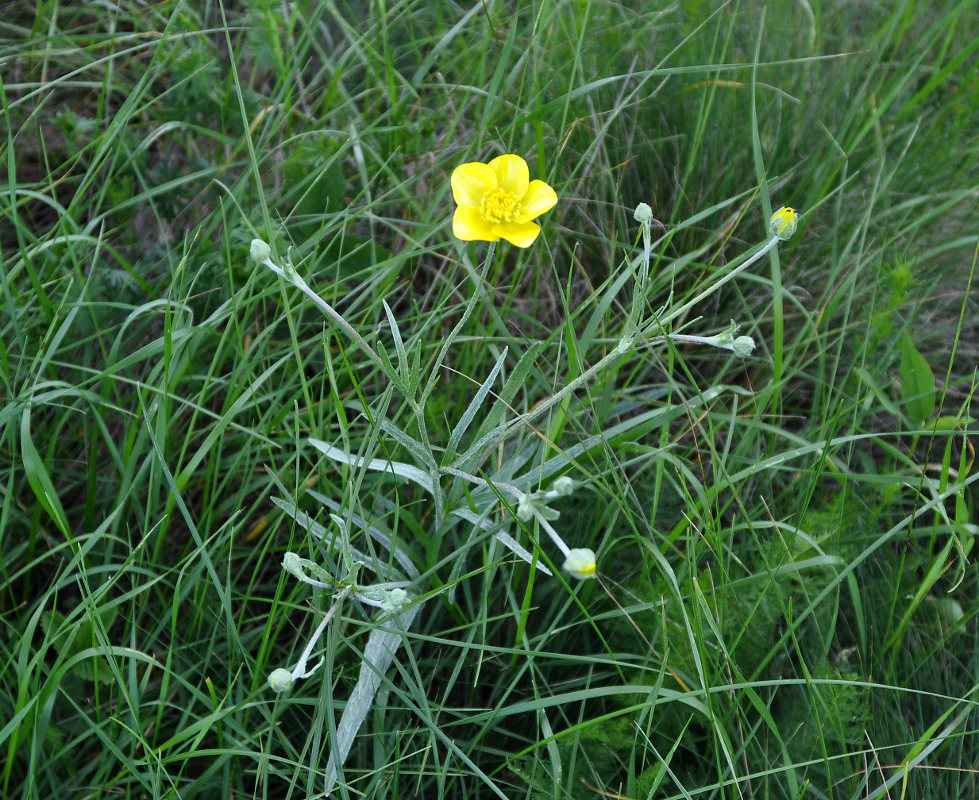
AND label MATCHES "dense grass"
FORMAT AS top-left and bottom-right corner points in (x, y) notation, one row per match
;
(2, 1), (979, 798)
